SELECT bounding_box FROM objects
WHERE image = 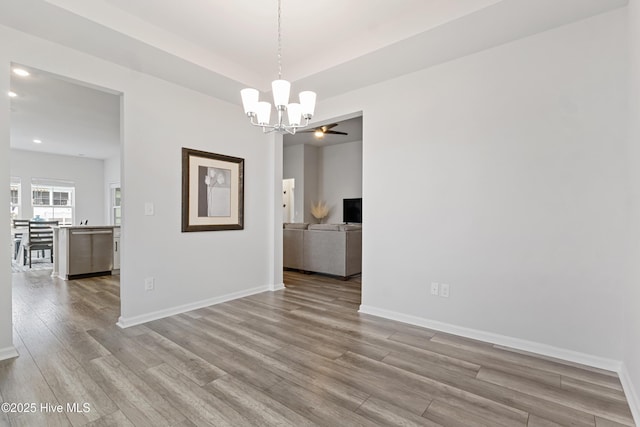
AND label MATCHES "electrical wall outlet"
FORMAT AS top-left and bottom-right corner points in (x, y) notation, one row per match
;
(430, 282), (439, 296)
(144, 277), (155, 291)
(440, 283), (450, 298)
(144, 202), (155, 216)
